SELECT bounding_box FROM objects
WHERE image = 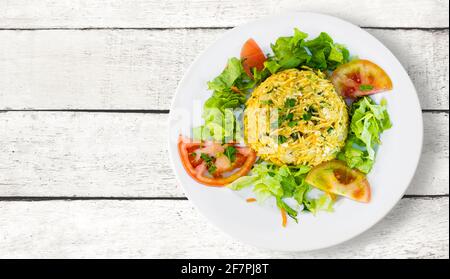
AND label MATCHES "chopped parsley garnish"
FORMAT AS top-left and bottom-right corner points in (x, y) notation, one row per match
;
(302, 112), (312, 121)
(261, 100), (273, 105)
(208, 164), (217, 174)
(200, 153), (217, 174)
(200, 153), (211, 161)
(302, 106), (316, 121)
(291, 132), (302, 140)
(278, 112), (294, 126)
(278, 135), (288, 144)
(359, 84), (374, 91)
(224, 146), (237, 162)
(288, 121), (298, 127)
(284, 98), (297, 108)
